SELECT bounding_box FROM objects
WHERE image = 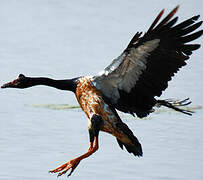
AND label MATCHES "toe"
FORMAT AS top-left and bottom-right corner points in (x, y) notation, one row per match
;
(49, 163), (68, 173)
(49, 158), (81, 177)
